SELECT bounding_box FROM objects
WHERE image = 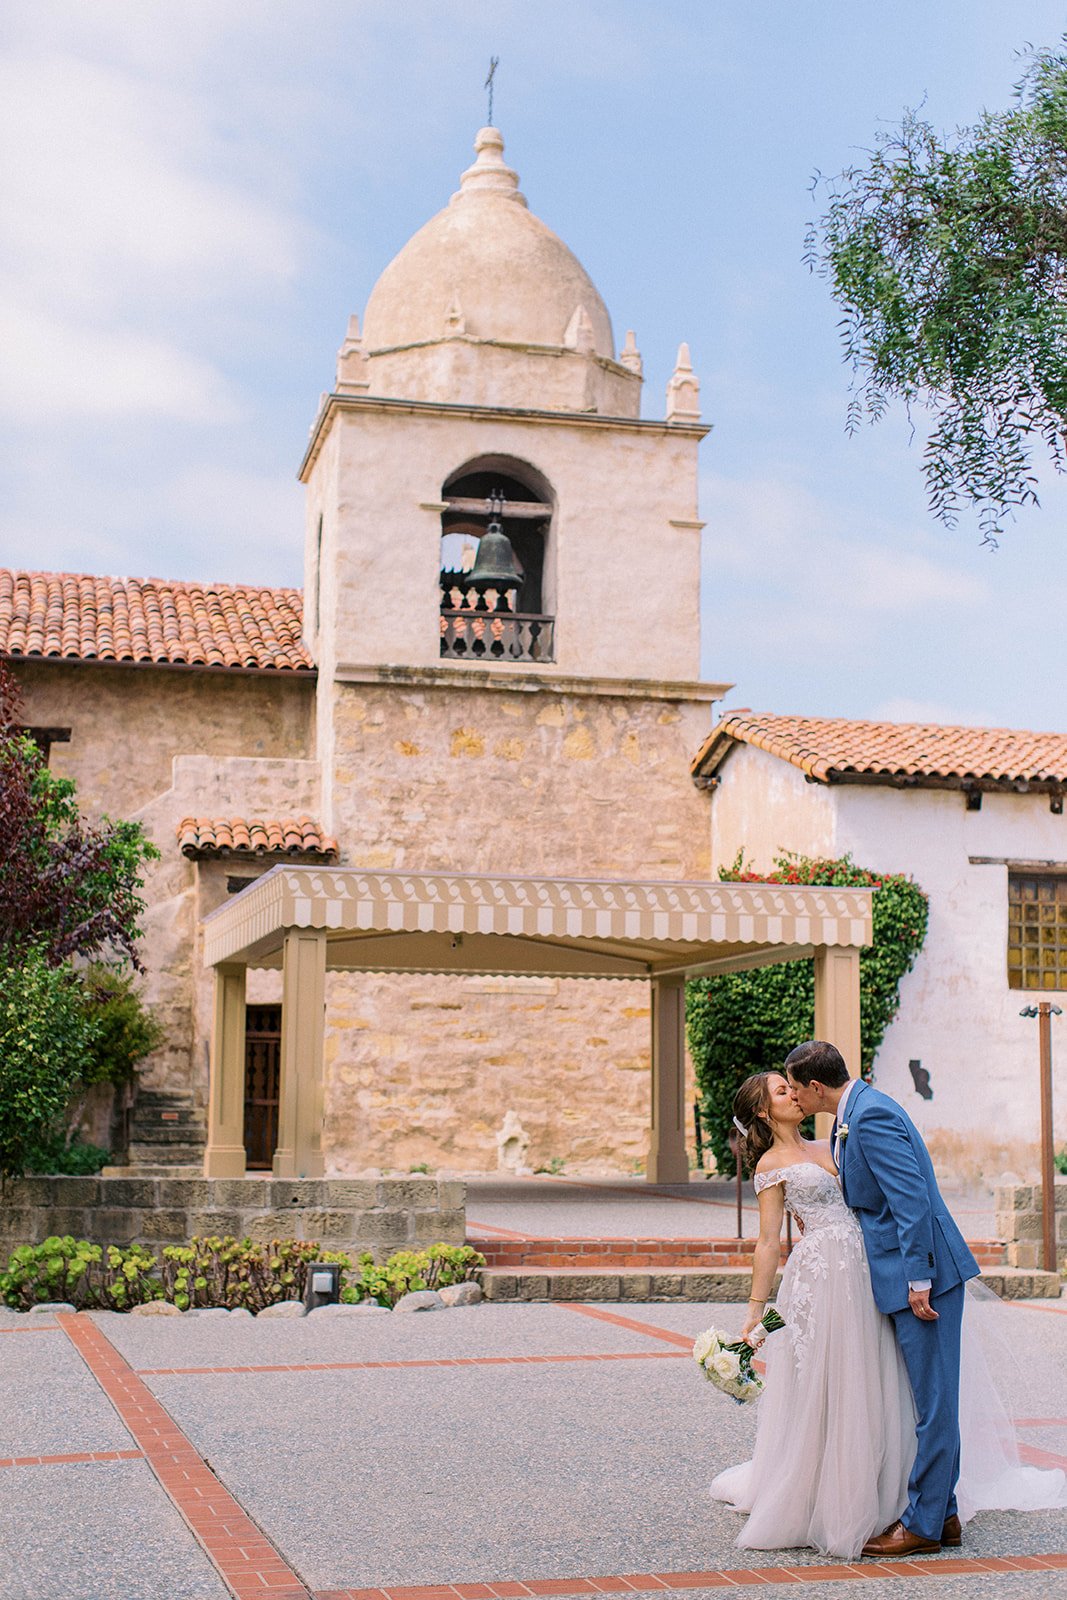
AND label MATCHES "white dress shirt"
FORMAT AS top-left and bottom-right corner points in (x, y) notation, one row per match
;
(834, 1078), (930, 1295)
